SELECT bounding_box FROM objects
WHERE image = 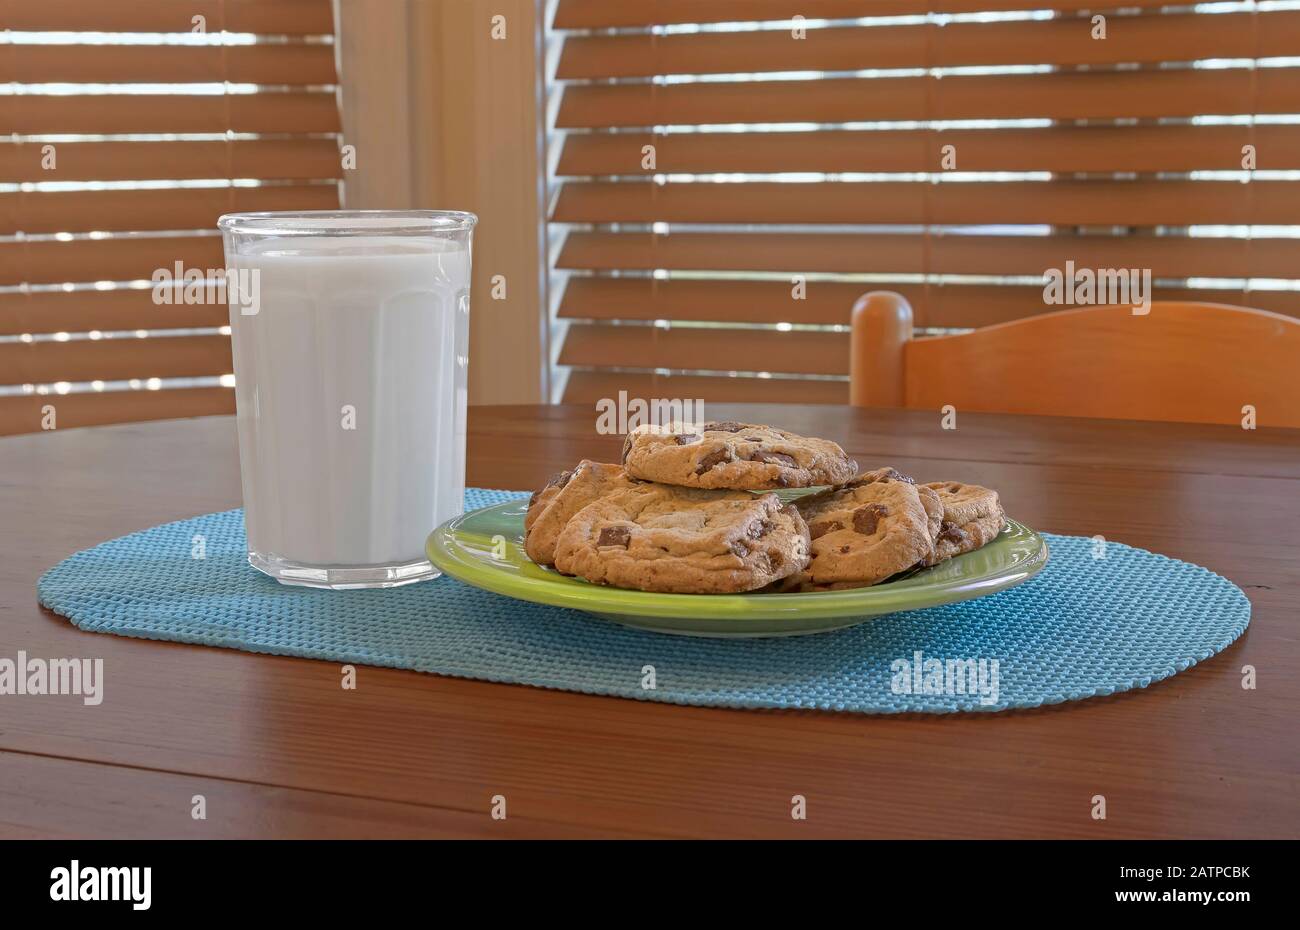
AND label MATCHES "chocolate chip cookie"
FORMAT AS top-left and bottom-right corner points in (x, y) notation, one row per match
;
(524, 461), (639, 565)
(920, 481), (1006, 565)
(621, 421), (858, 490)
(553, 484), (810, 594)
(784, 473), (936, 590)
(816, 465), (945, 541)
